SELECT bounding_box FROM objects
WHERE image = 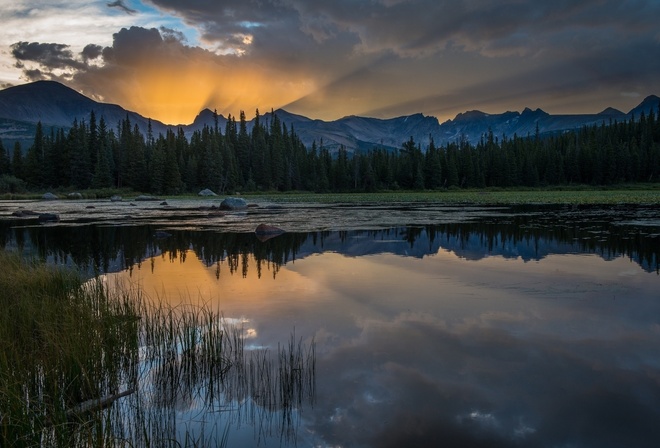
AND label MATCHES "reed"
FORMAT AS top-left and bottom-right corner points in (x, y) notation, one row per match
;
(0, 251), (315, 447)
